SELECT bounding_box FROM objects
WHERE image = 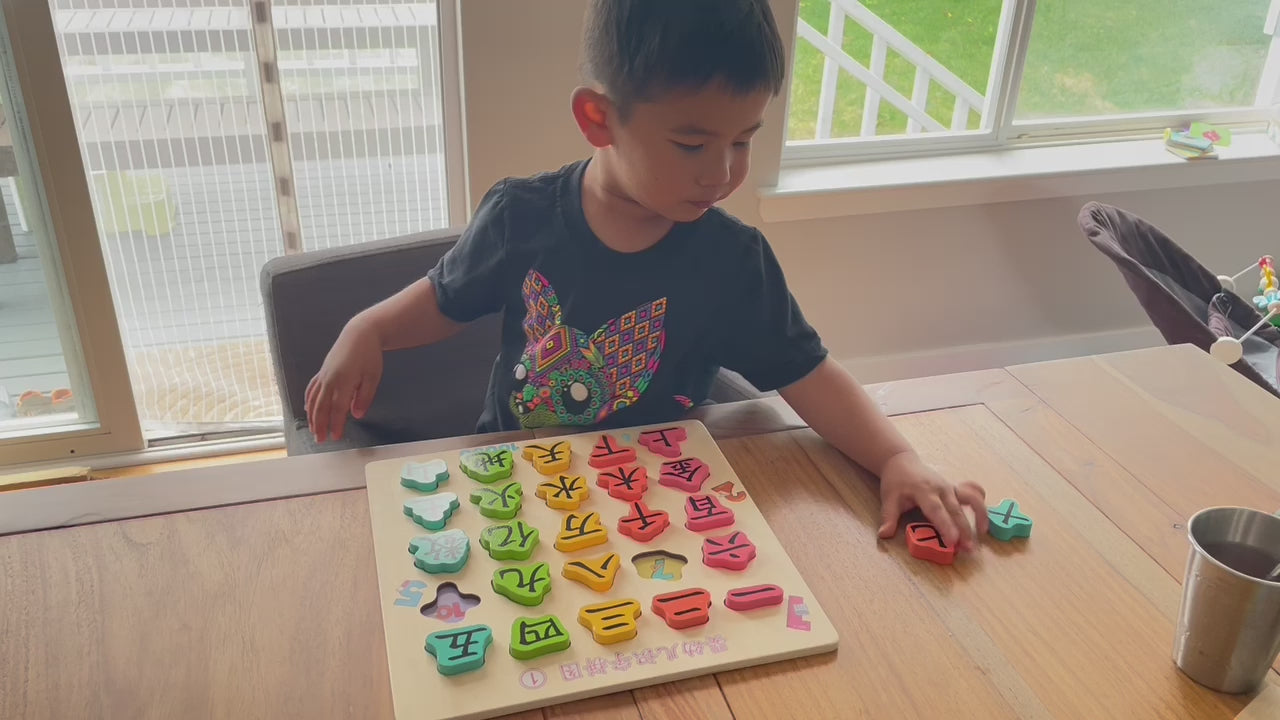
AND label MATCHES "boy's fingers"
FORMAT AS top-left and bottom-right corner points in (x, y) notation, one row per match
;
(918, 494), (959, 547)
(878, 492), (903, 538)
(328, 387), (350, 442)
(351, 375), (377, 418)
(311, 386), (329, 442)
(941, 489), (973, 550)
(957, 482), (989, 533)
